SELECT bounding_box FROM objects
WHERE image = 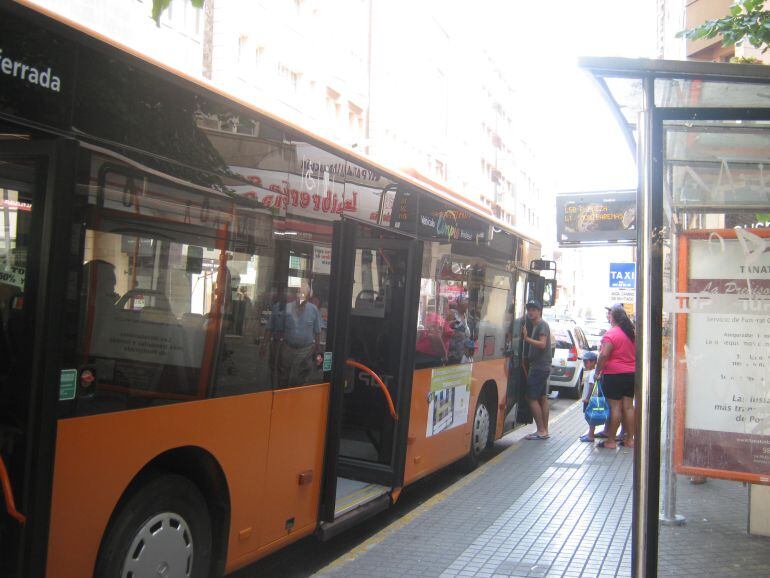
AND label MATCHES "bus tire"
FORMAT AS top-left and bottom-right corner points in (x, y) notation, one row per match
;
(94, 474), (213, 578)
(463, 393), (492, 471)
